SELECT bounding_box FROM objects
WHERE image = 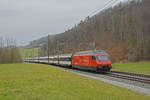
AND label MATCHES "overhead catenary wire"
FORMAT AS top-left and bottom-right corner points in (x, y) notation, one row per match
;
(88, 0), (121, 17)
(105, 0), (121, 9)
(66, 0), (121, 31)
